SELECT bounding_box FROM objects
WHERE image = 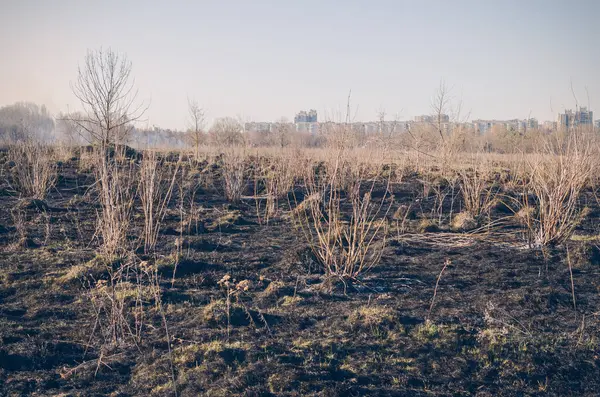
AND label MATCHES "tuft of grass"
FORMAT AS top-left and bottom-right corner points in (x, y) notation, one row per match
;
(417, 218), (440, 233)
(259, 280), (287, 299)
(57, 255), (109, 284)
(348, 305), (396, 329)
(280, 295), (303, 307)
(205, 209), (242, 231)
(201, 299), (248, 327)
(451, 211), (478, 232)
